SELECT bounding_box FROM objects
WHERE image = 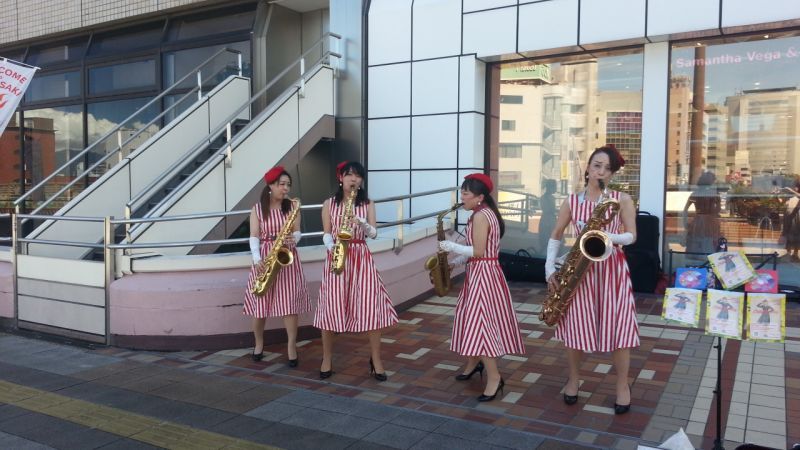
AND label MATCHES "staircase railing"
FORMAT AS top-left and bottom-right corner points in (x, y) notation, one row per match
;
(14, 48), (244, 217)
(123, 32), (341, 241)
